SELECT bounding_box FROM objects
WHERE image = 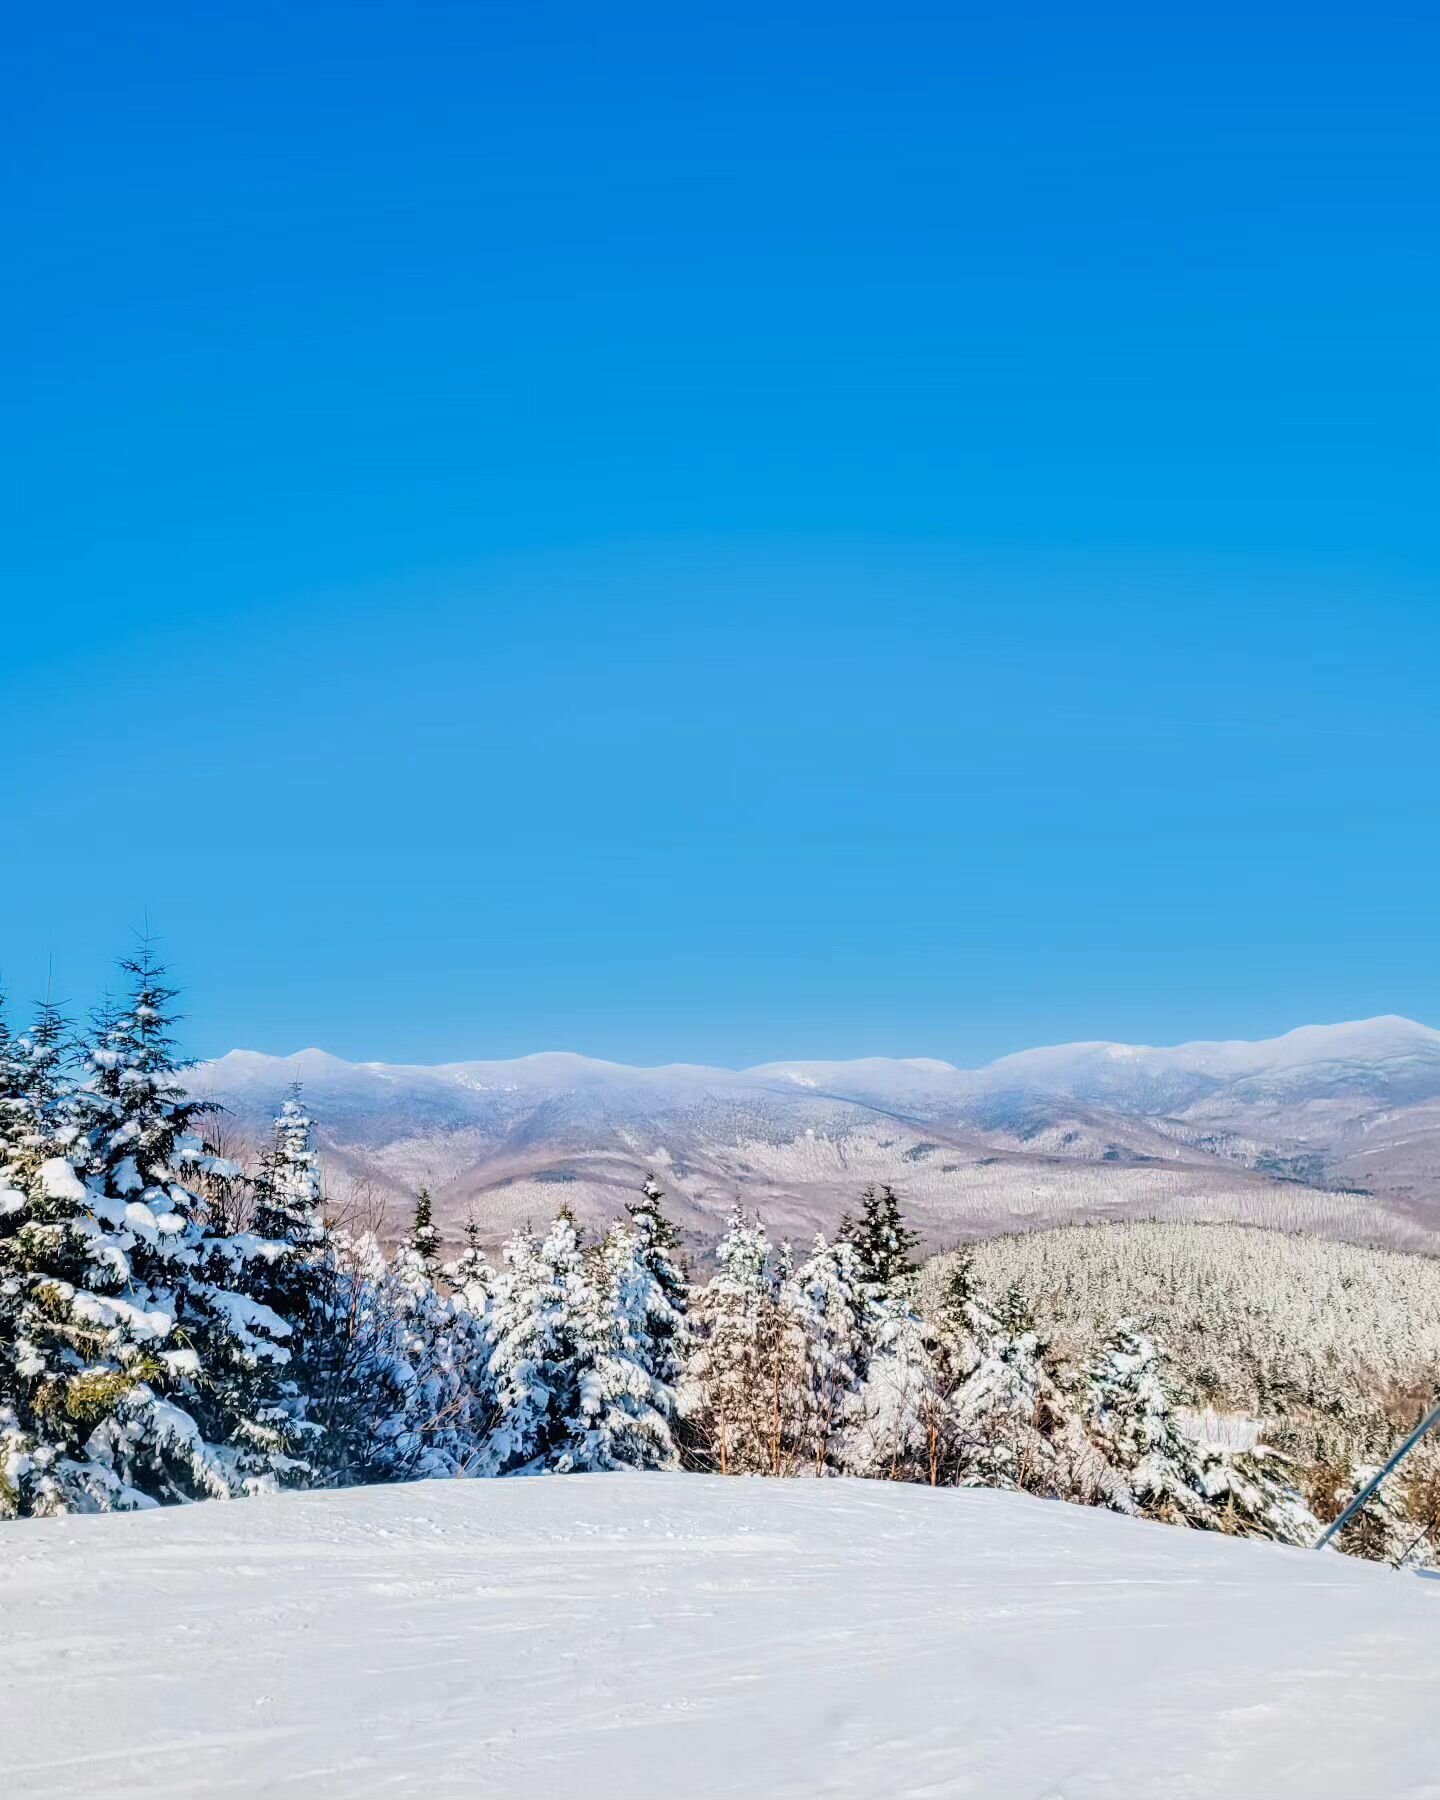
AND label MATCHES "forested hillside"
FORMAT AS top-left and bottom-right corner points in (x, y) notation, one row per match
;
(3, 951), (1437, 1567)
